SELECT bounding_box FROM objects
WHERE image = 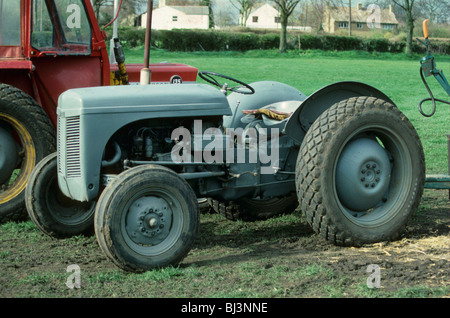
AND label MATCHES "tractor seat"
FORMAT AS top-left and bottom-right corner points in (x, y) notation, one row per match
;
(241, 100), (302, 131)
